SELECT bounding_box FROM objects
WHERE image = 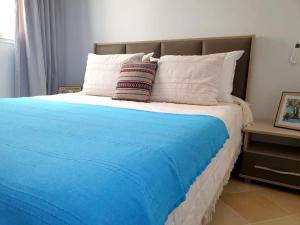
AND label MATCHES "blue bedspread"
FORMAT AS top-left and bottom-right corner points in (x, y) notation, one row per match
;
(0, 98), (229, 225)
